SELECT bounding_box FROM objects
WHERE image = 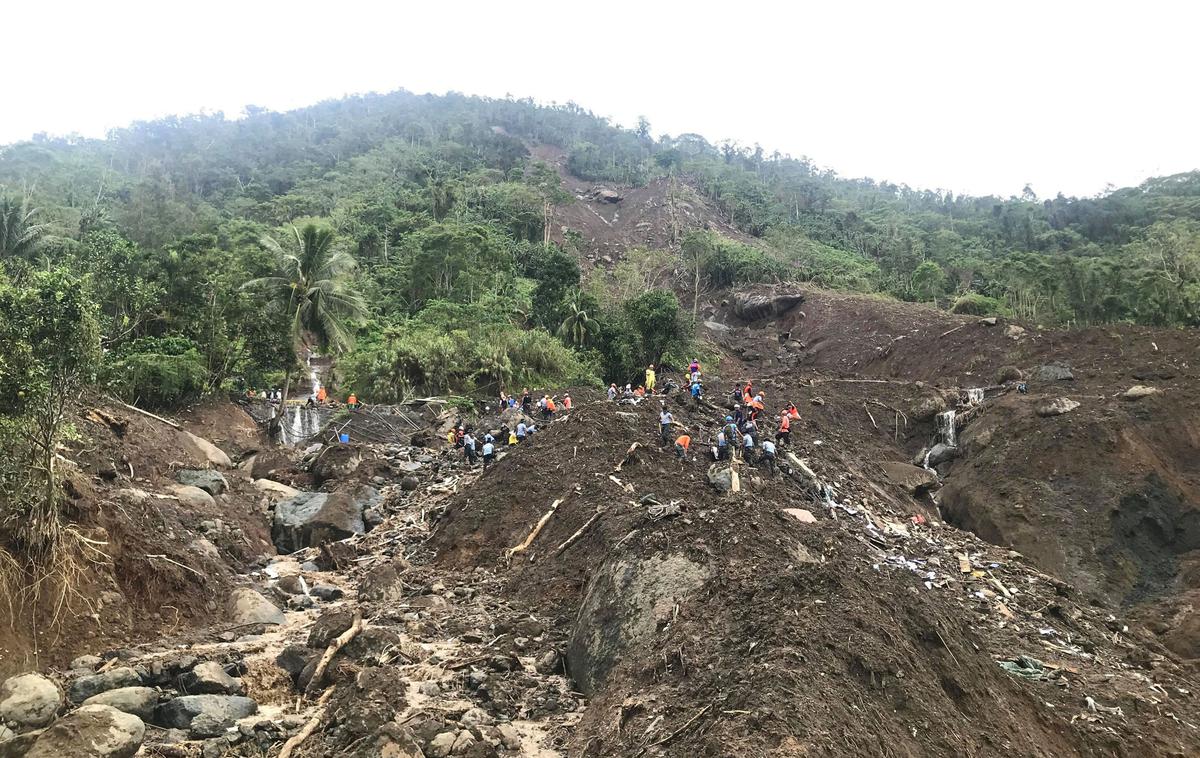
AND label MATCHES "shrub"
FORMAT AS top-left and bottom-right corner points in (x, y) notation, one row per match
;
(104, 336), (208, 408)
(951, 293), (1008, 316)
(995, 365), (1023, 383)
